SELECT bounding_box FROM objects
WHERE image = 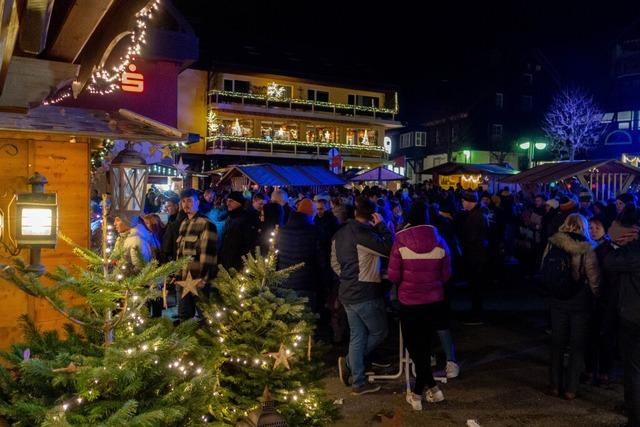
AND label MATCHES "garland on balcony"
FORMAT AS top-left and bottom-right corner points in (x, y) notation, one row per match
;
(209, 90), (398, 115)
(206, 134), (386, 153)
